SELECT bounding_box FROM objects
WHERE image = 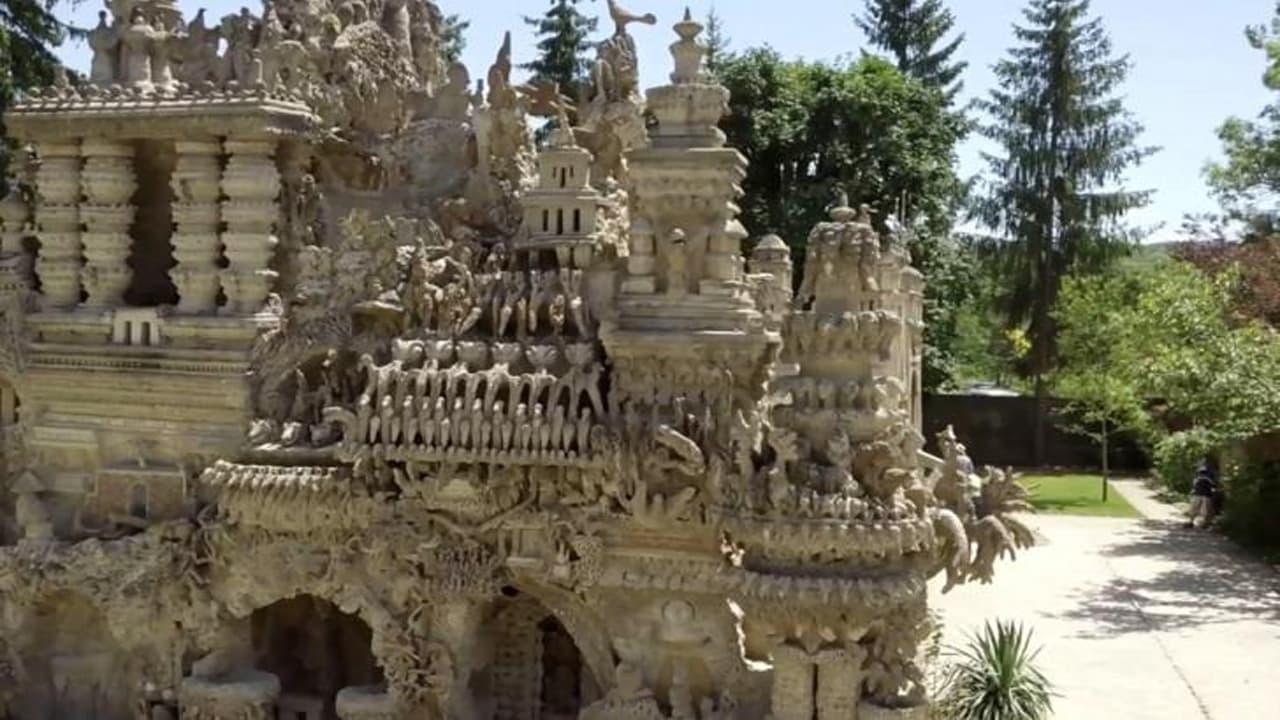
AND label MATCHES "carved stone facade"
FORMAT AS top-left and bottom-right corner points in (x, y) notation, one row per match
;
(0, 2), (1027, 719)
